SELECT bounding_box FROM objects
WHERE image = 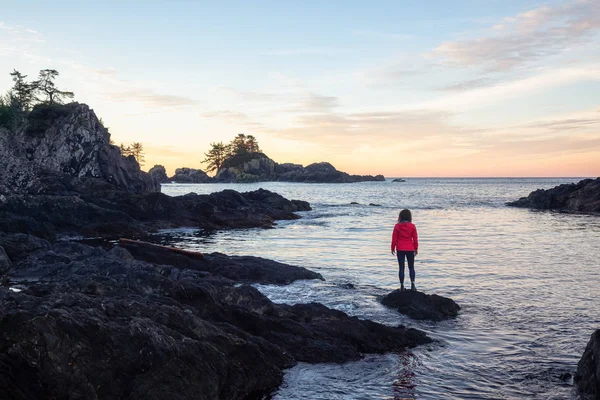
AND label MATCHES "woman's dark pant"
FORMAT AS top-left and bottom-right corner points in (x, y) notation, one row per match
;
(397, 251), (415, 285)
